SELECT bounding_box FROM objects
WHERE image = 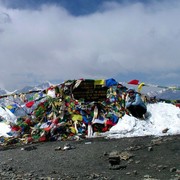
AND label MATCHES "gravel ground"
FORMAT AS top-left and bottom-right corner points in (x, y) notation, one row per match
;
(0, 135), (180, 180)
